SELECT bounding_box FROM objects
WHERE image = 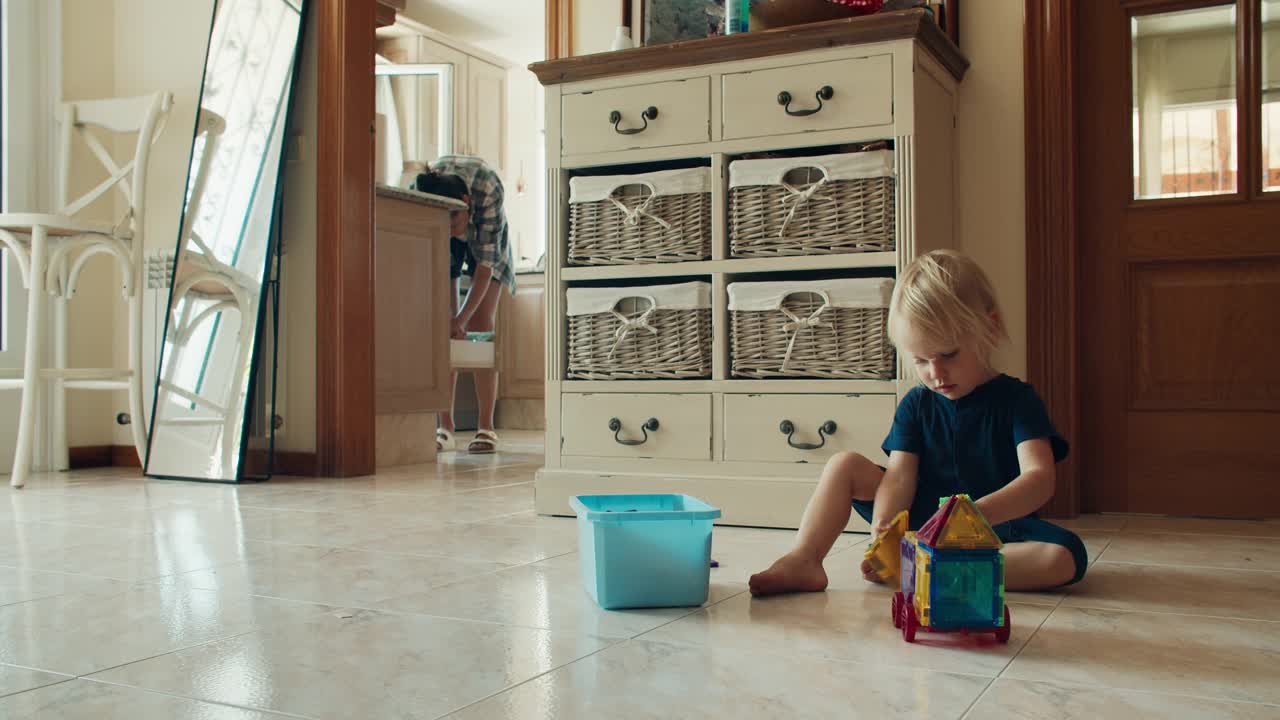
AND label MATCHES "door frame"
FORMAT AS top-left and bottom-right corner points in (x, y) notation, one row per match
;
(1024, 0), (1080, 517)
(315, 0), (567, 475)
(315, 0), (377, 476)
